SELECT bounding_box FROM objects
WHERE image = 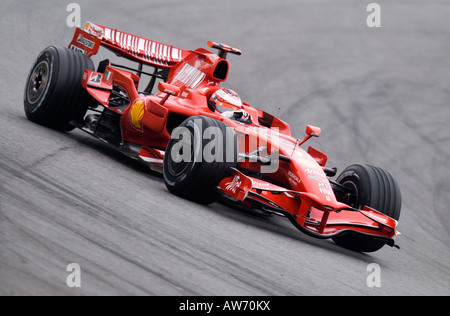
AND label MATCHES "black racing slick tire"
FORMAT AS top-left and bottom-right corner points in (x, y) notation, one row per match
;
(332, 164), (402, 252)
(24, 46), (95, 131)
(163, 115), (238, 205)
